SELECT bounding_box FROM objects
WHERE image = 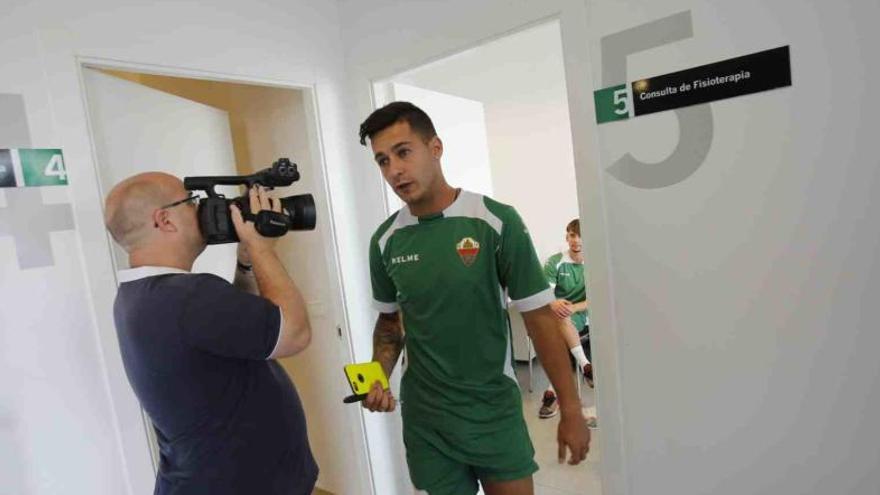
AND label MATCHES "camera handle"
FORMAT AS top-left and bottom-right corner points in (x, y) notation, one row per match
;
(241, 209), (292, 237)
